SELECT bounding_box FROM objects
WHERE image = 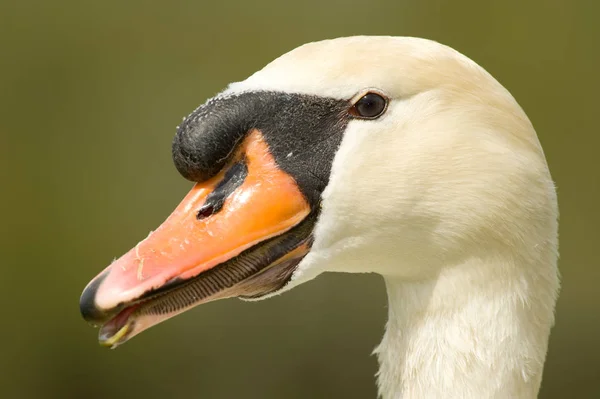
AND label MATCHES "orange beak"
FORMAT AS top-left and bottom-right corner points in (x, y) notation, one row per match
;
(80, 130), (312, 347)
